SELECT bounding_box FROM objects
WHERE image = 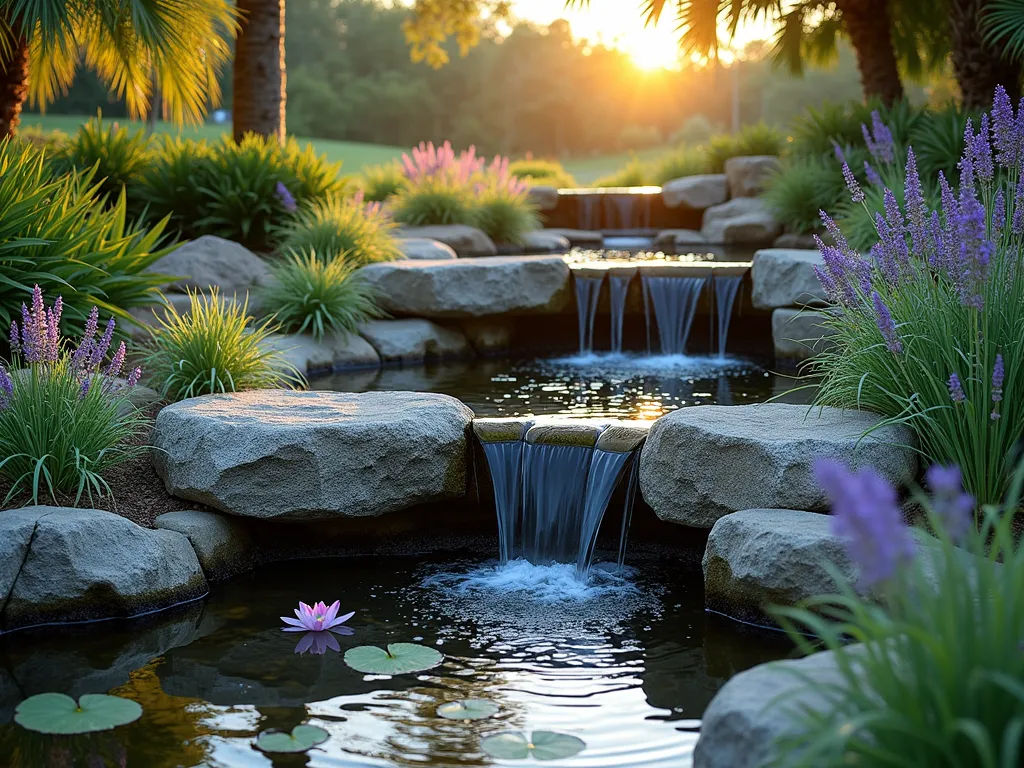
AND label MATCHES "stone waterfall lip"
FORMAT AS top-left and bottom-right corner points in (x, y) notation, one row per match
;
(524, 421), (605, 448)
(594, 421), (652, 453)
(568, 260), (750, 279)
(472, 417), (534, 444)
(472, 418), (652, 451)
